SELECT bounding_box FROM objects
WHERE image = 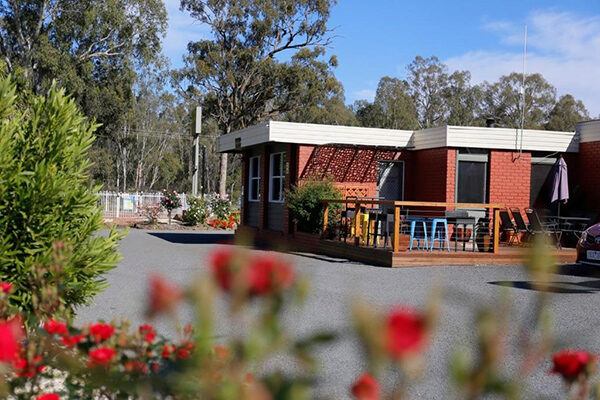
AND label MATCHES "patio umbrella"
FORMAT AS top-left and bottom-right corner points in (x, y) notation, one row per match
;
(550, 155), (569, 218)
